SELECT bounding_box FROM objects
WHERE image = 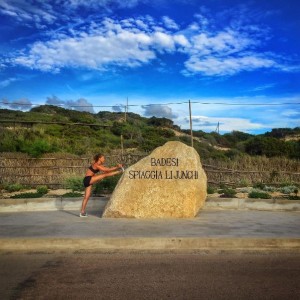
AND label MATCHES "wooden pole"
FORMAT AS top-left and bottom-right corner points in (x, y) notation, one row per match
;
(121, 134), (124, 157)
(124, 97), (128, 122)
(189, 100), (194, 147)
